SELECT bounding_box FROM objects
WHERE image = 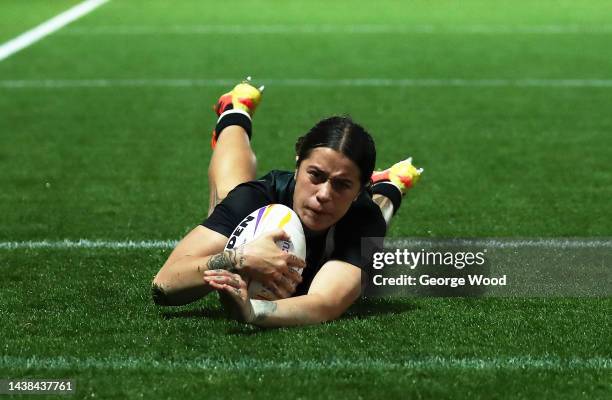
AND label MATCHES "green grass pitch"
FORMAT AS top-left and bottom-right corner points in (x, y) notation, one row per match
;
(0, 1), (610, 398)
